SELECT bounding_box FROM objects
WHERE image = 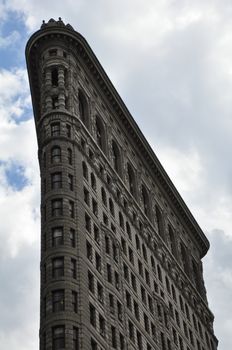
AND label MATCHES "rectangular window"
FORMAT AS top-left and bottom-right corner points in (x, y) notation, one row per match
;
(51, 172), (62, 189)
(52, 227), (64, 246)
(69, 200), (74, 218)
(68, 174), (73, 191)
(73, 327), (79, 350)
(111, 326), (117, 348)
(86, 241), (93, 262)
(85, 213), (91, 232)
(131, 273), (137, 292)
(107, 264), (112, 283)
(134, 300), (140, 321)
(99, 314), (105, 338)
(70, 228), (75, 247)
(72, 291), (78, 313)
(52, 257), (64, 278)
(92, 198), (98, 217)
(88, 271), (94, 293)
(52, 199), (63, 216)
(84, 187), (90, 205)
(71, 259), (77, 278)
(128, 247), (134, 265)
(66, 124), (71, 138)
(137, 330), (142, 350)
(109, 293), (114, 314)
(144, 313), (150, 333)
(128, 320), (134, 342)
(120, 334), (125, 350)
(117, 301), (123, 321)
(52, 325), (65, 350)
(89, 303), (96, 327)
(115, 271), (120, 290)
(95, 253), (101, 273)
(126, 290), (132, 310)
(51, 122), (60, 136)
(97, 282), (103, 303)
(94, 225), (100, 244)
(52, 290), (64, 312)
